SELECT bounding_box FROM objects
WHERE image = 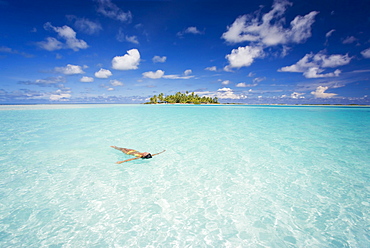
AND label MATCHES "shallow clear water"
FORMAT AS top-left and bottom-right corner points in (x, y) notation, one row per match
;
(0, 104), (369, 247)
